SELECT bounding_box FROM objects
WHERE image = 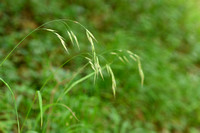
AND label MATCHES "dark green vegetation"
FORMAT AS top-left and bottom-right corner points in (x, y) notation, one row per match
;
(1, 0), (200, 132)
